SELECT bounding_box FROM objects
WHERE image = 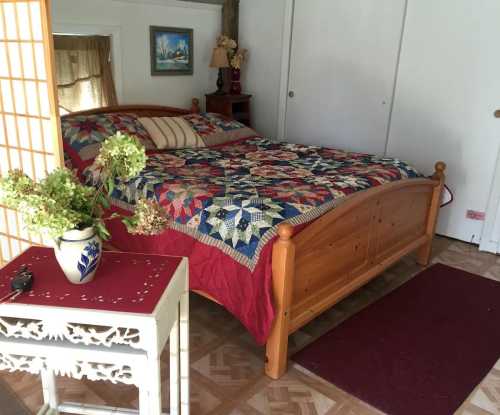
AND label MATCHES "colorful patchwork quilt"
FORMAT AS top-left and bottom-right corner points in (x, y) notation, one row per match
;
(62, 112), (422, 344)
(82, 137), (421, 271)
(62, 112), (257, 168)
(61, 113), (155, 164)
